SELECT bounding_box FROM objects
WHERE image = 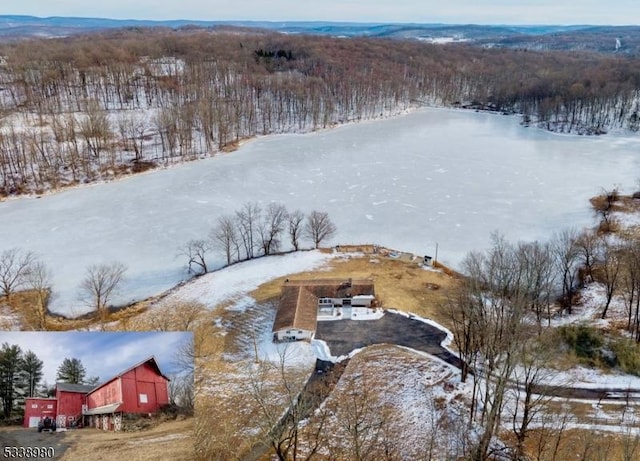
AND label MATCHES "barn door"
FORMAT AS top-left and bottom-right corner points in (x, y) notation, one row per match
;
(28, 417), (41, 428)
